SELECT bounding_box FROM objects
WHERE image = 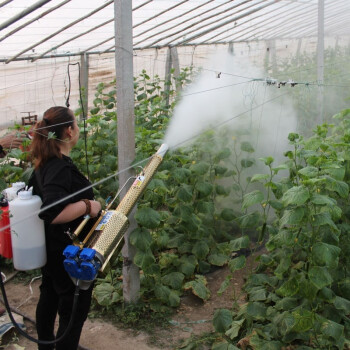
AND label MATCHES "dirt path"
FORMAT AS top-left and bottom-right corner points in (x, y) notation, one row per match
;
(0, 253), (257, 350)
